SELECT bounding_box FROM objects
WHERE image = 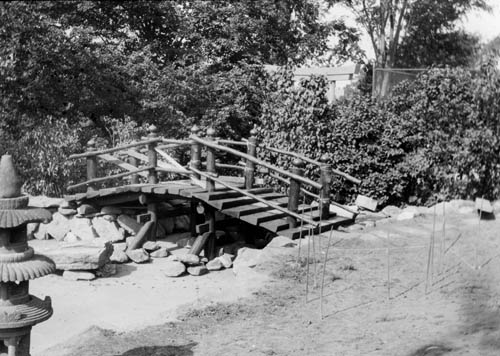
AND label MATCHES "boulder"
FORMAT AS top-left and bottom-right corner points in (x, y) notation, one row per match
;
(46, 212), (71, 241)
(33, 223), (49, 240)
(38, 240), (113, 270)
(69, 217), (98, 241)
(163, 261), (186, 277)
(126, 249), (150, 264)
(218, 254), (234, 269)
(62, 270), (96, 281)
(101, 206), (123, 215)
(92, 217), (125, 243)
(475, 197), (493, 214)
(206, 258), (223, 271)
(117, 214), (143, 235)
(58, 207), (77, 216)
(267, 236), (296, 248)
(355, 195), (378, 211)
(113, 242), (127, 252)
(126, 221), (154, 250)
(28, 195), (65, 208)
(178, 253), (200, 266)
(143, 241), (161, 252)
(150, 247), (170, 258)
(187, 265), (208, 276)
(77, 204), (98, 216)
(102, 214), (117, 222)
(233, 247), (261, 271)
(109, 248), (129, 264)
(166, 254), (180, 262)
